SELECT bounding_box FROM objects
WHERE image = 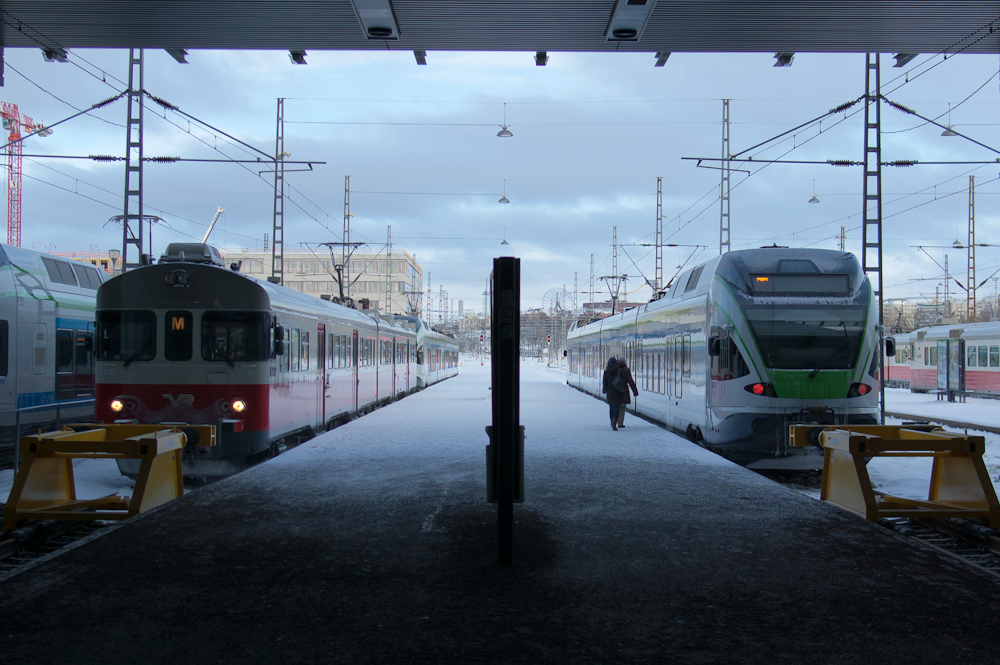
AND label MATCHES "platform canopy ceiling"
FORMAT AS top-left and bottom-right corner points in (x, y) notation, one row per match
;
(1, 1), (999, 59)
